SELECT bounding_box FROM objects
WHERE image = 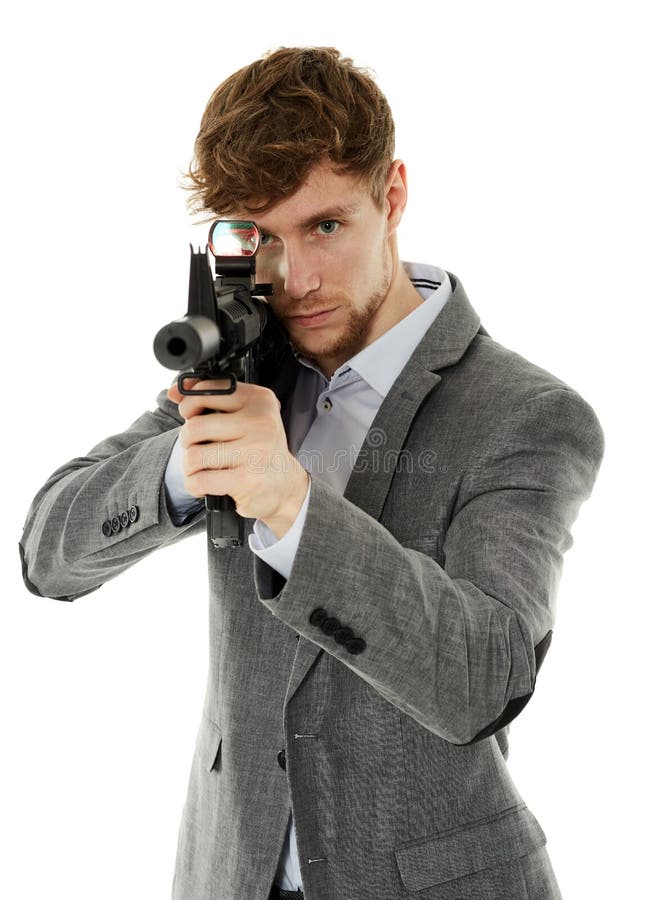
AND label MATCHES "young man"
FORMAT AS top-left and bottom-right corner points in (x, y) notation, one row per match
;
(20, 47), (605, 900)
